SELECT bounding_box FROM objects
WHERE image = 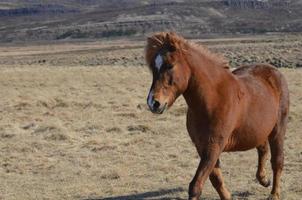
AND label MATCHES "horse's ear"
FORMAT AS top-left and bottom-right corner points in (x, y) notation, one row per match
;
(148, 36), (165, 48)
(147, 36), (154, 46)
(147, 36), (153, 42)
